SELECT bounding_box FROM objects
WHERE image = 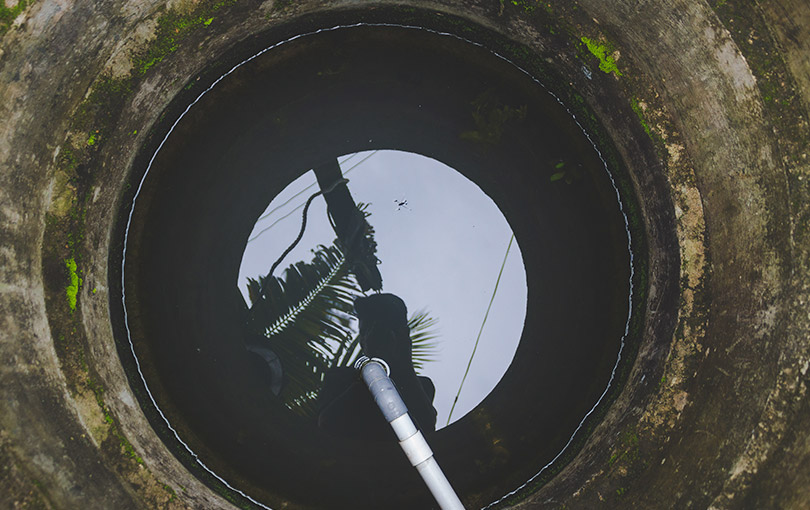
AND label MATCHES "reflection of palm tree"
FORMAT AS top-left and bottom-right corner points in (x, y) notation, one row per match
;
(246, 243), (438, 418)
